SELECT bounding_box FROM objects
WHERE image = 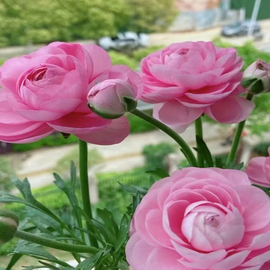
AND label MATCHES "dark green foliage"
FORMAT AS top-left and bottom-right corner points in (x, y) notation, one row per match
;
(97, 169), (150, 216)
(109, 51), (138, 69)
(0, 168), (133, 268)
(12, 133), (78, 152)
(252, 141), (270, 156)
(142, 142), (176, 170)
(127, 113), (156, 133)
(132, 46), (164, 62)
(0, 0), (176, 47)
(0, 156), (14, 191)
